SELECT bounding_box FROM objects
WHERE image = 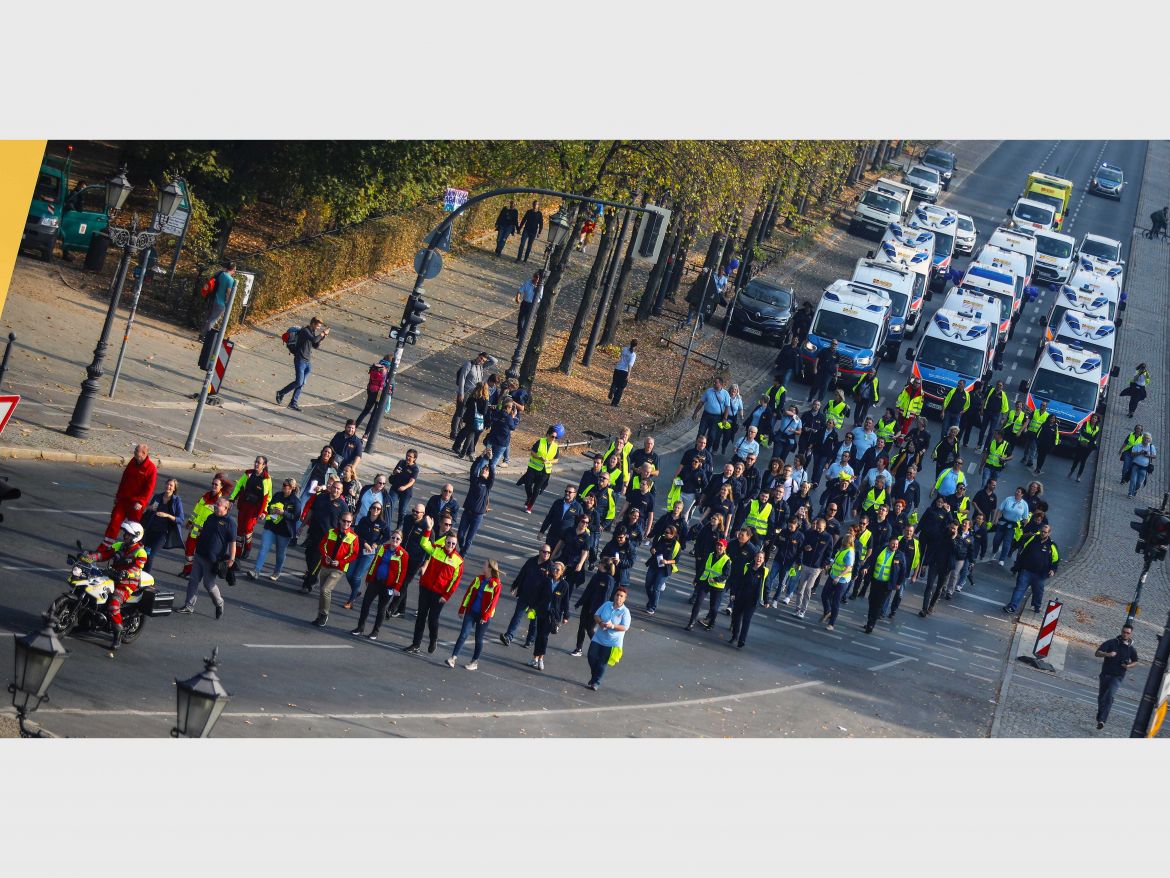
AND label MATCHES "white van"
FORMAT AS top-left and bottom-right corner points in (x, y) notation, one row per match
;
(1008, 197), (1057, 232)
(1032, 229), (1077, 287)
(1037, 311), (1120, 403)
(801, 280), (892, 377)
(907, 203), (959, 292)
(975, 243), (1033, 310)
(905, 297), (999, 415)
(1044, 273), (1124, 336)
(1024, 341), (1106, 439)
(955, 261), (1020, 344)
(850, 257), (916, 359)
(987, 227), (1037, 285)
(850, 178), (913, 237)
(876, 223), (934, 335)
(1075, 233), (1125, 290)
